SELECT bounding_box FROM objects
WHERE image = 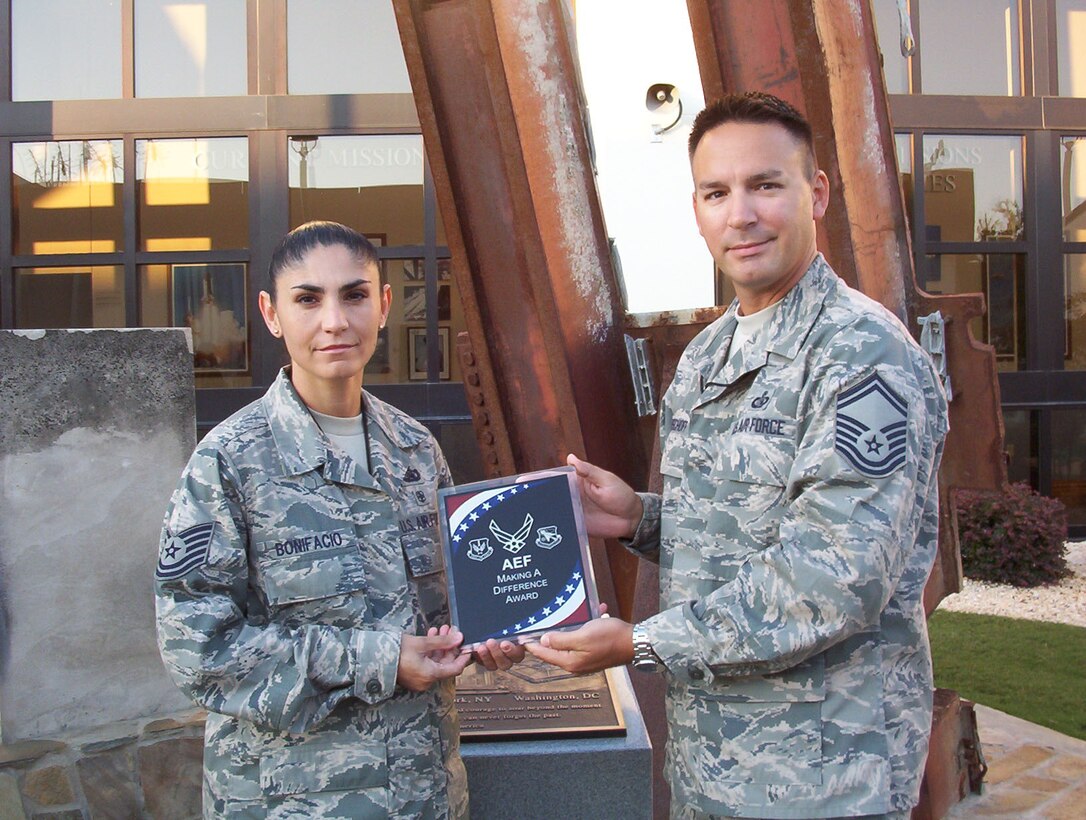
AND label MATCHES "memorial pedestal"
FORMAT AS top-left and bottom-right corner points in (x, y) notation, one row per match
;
(462, 668), (652, 818)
